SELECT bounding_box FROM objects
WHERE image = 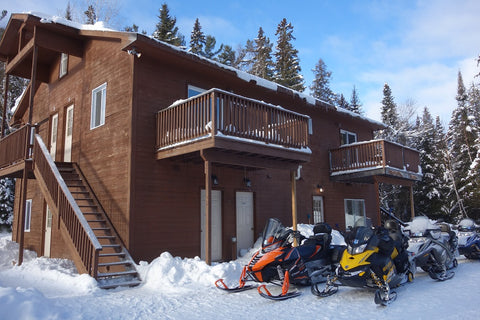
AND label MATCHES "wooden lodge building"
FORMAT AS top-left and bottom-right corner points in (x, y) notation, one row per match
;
(0, 13), (421, 287)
